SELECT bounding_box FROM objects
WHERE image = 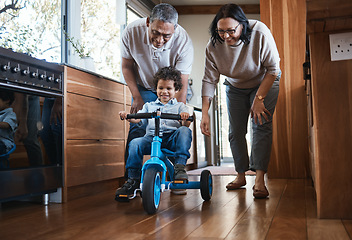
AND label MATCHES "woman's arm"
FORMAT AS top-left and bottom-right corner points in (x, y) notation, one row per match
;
(200, 96), (212, 136)
(250, 72), (278, 125)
